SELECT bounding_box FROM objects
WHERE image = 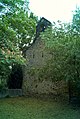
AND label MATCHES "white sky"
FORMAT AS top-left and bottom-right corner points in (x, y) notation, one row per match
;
(29, 0), (80, 23)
